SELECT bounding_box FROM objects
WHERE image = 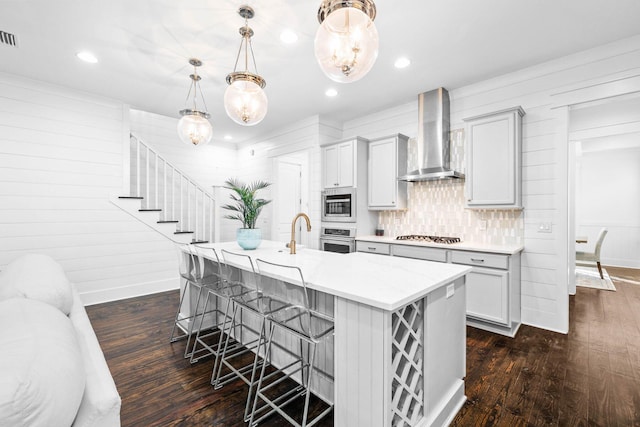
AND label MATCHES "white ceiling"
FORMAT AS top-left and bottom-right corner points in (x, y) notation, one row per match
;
(2, 0), (640, 144)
